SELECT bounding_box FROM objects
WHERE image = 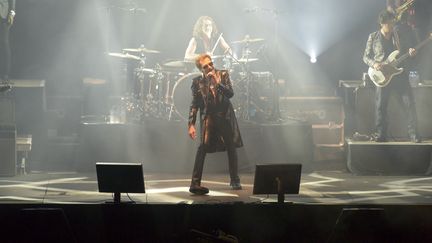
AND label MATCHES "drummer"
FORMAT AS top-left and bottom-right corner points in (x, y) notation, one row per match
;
(184, 16), (232, 62)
